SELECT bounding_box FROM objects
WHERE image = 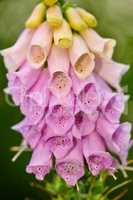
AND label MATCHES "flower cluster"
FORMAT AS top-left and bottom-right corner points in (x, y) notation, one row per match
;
(1, 0), (132, 186)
